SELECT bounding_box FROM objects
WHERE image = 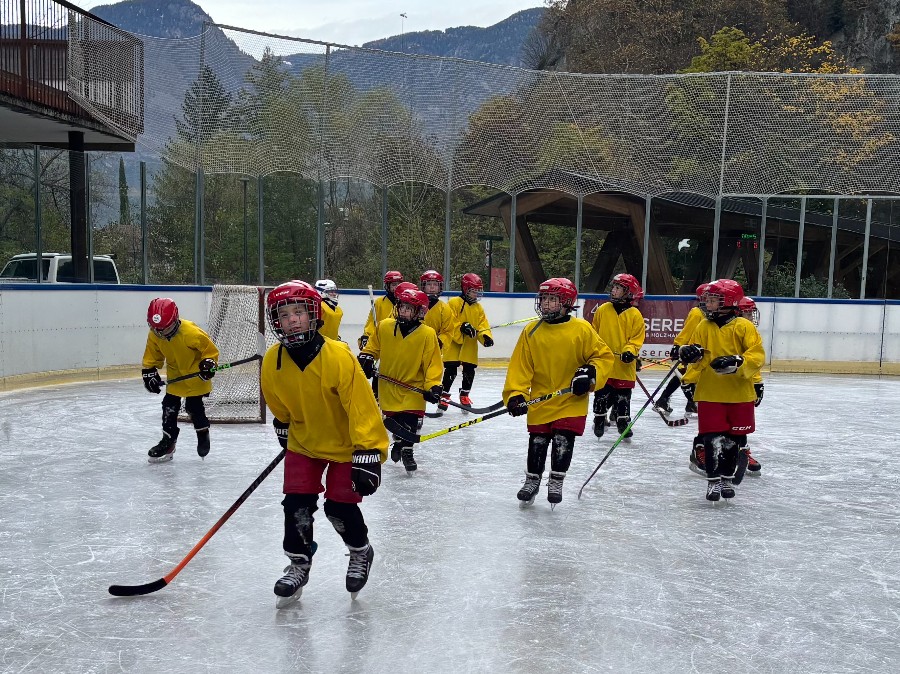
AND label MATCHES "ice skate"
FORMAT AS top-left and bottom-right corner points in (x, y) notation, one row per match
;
(720, 478), (735, 500)
(706, 478), (722, 502)
(459, 392), (472, 410)
(653, 399), (673, 416)
(616, 416), (633, 439)
(547, 471), (565, 509)
(746, 449), (761, 475)
(346, 543), (374, 599)
(517, 472), (541, 507)
(390, 442), (403, 464)
(196, 429), (210, 458)
(689, 445), (706, 476)
(400, 446), (417, 474)
(592, 415), (606, 438)
(436, 393), (450, 414)
(274, 553), (311, 609)
(685, 400), (698, 415)
(148, 430), (178, 463)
